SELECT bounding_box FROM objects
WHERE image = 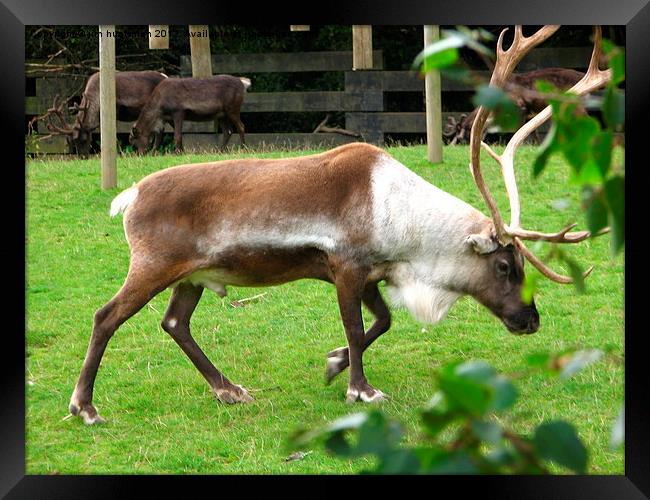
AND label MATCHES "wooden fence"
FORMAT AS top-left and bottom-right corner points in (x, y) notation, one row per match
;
(25, 46), (594, 154)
